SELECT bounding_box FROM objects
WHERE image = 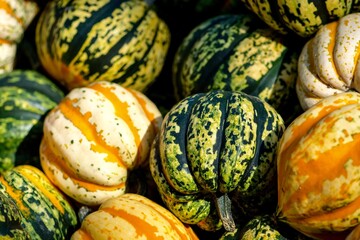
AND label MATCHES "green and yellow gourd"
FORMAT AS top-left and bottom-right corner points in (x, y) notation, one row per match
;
(35, 0), (170, 92)
(239, 0), (360, 38)
(149, 90), (285, 232)
(0, 165), (77, 239)
(40, 81), (163, 206)
(277, 91), (360, 239)
(296, 12), (360, 110)
(0, 70), (64, 172)
(172, 14), (301, 124)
